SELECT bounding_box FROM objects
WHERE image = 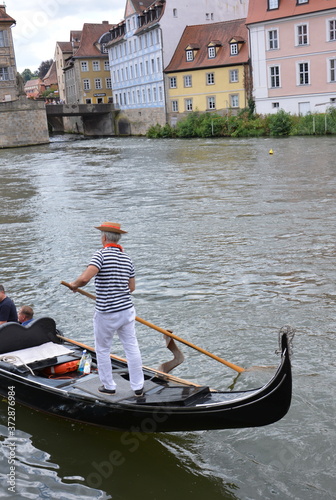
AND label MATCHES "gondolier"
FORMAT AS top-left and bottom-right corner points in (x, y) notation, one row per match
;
(68, 222), (144, 396)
